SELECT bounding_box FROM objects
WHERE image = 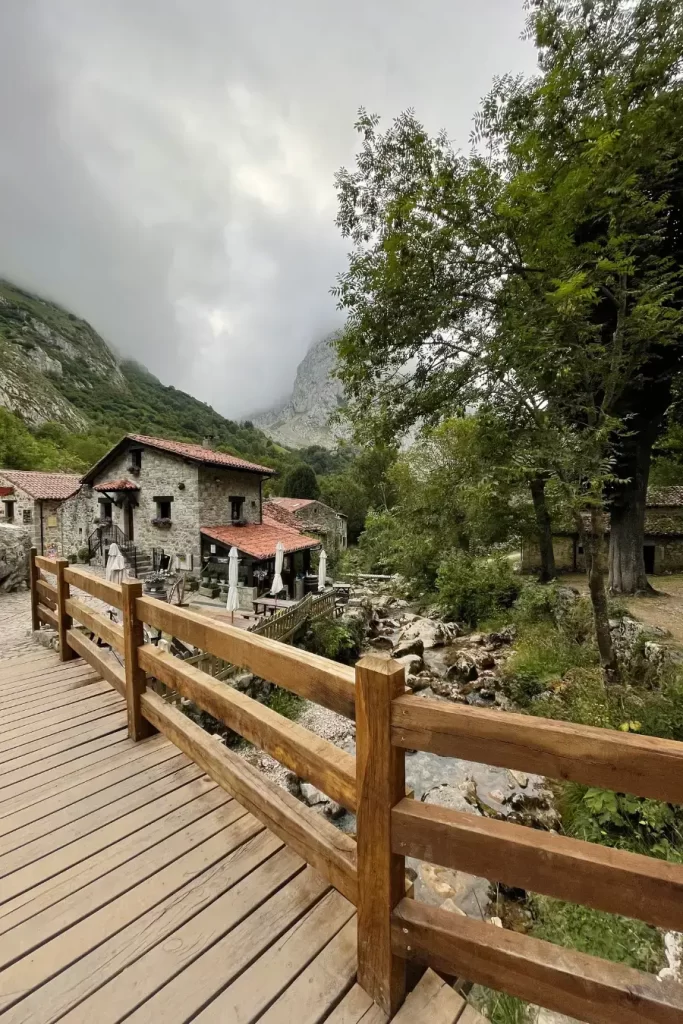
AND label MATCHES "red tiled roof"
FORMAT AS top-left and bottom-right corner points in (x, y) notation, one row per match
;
(268, 497), (316, 512)
(201, 516), (320, 560)
(128, 435), (276, 475)
(0, 471), (81, 501)
(93, 479), (140, 492)
(262, 500), (300, 530)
